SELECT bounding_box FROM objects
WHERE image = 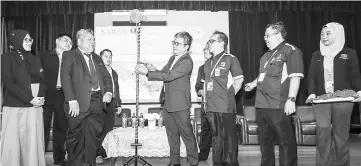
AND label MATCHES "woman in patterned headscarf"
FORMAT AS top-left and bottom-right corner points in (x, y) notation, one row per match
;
(1, 29), (46, 166)
(307, 22), (361, 166)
